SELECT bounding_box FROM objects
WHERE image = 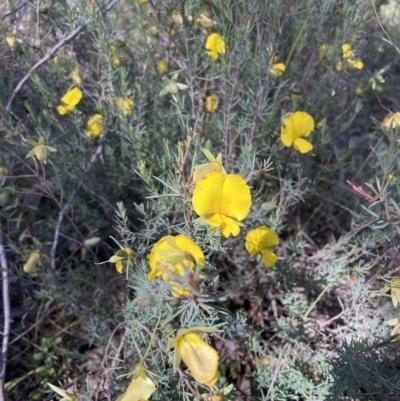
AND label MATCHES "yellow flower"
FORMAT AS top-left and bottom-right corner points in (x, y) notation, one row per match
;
(319, 44), (327, 59)
(138, 0), (148, 3)
(57, 87), (82, 115)
(119, 371), (156, 401)
(193, 149), (226, 183)
(169, 329), (219, 387)
(196, 13), (215, 27)
(149, 26), (158, 35)
(382, 112), (400, 128)
(245, 226), (279, 268)
(158, 59), (168, 73)
(172, 10), (183, 25)
(69, 67), (82, 85)
(86, 114), (105, 138)
(115, 260), (124, 274)
(270, 62), (286, 77)
(390, 278), (400, 308)
(113, 97), (134, 116)
(206, 95), (218, 113)
(192, 172), (251, 238)
(6, 33), (17, 51)
(148, 235), (205, 296)
(53, 56), (64, 67)
(280, 111), (315, 154)
(23, 250), (40, 273)
(26, 137), (57, 163)
(113, 55), (121, 67)
(337, 43), (363, 71)
(205, 33), (226, 60)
